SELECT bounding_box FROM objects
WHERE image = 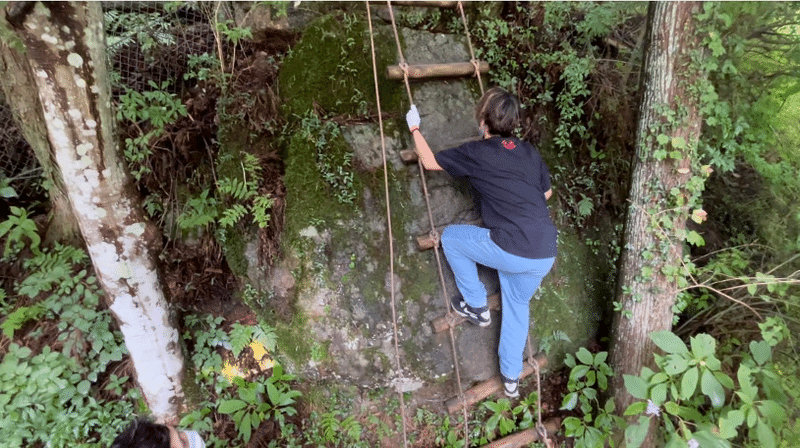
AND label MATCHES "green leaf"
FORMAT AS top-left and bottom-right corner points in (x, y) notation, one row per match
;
(671, 136), (687, 149)
(701, 368), (725, 408)
(0, 186), (17, 198)
(562, 416), (582, 436)
(593, 351), (608, 366)
(690, 333), (717, 360)
(651, 372), (669, 384)
(77, 379), (91, 395)
(624, 415), (650, 448)
(664, 432), (688, 448)
(576, 347), (593, 365)
(747, 406), (758, 427)
(58, 384), (77, 403)
(720, 409), (744, 439)
(561, 392), (579, 410)
(663, 354), (689, 375)
(624, 375), (648, 400)
(756, 418), (776, 448)
(737, 364), (757, 401)
(686, 230), (705, 247)
(692, 429), (731, 448)
(749, 340), (771, 365)
(651, 382), (667, 405)
(657, 134), (670, 145)
(624, 401), (647, 416)
(713, 371), (734, 390)
(218, 399), (247, 414)
(650, 331), (688, 354)
(758, 400), (786, 427)
(241, 412), (252, 442)
(486, 412), (500, 433)
(663, 401), (680, 416)
(571, 364), (590, 380)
